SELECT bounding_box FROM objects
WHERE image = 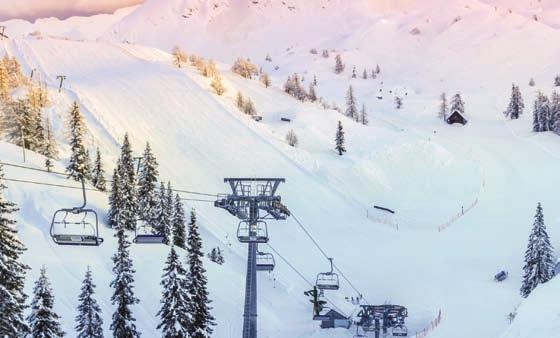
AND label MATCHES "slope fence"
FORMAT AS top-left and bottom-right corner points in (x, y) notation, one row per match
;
(365, 209), (399, 230)
(415, 309), (442, 338)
